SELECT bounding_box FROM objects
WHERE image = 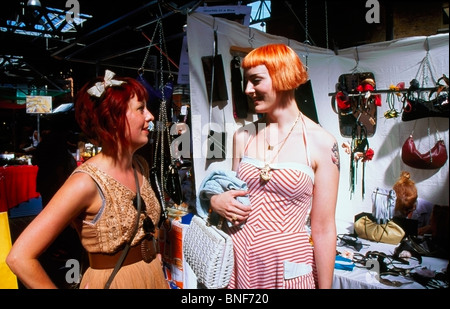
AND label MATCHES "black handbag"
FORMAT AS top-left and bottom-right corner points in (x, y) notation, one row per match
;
(164, 163), (183, 206)
(207, 129), (227, 160)
(401, 57), (449, 121)
(151, 104), (184, 206)
(295, 79), (319, 124)
(401, 88), (449, 122)
(201, 30), (228, 103)
(202, 54), (228, 103)
(149, 166), (168, 227)
(230, 56), (248, 119)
